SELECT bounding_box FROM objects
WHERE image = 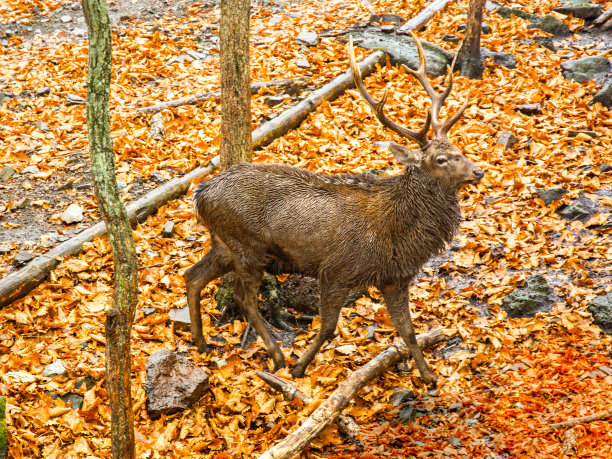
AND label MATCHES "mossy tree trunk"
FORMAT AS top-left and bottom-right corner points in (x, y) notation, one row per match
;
(81, 1), (138, 457)
(457, 0), (485, 79)
(219, 0), (252, 170)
